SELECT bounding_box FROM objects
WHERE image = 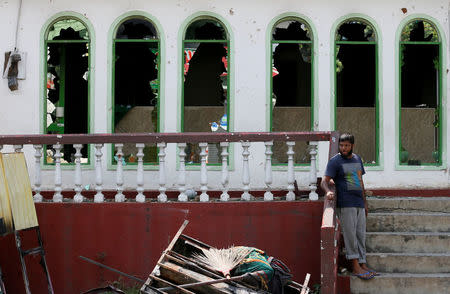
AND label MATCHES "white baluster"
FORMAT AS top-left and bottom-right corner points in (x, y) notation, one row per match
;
(13, 144), (23, 153)
(73, 144), (84, 203)
(157, 142), (167, 202)
(33, 145), (43, 202)
(115, 144), (125, 202)
(241, 141), (251, 201)
(220, 142), (229, 201)
(94, 144), (104, 203)
(136, 143), (145, 203)
(264, 141), (273, 201)
(177, 143), (187, 202)
(286, 141), (296, 201)
(53, 143), (63, 202)
(199, 142), (209, 202)
(309, 141), (319, 200)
